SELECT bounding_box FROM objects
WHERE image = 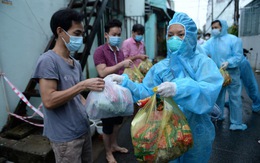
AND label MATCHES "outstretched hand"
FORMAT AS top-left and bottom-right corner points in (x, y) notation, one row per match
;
(122, 59), (133, 68)
(82, 78), (105, 91)
(139, 54), (148, 60)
